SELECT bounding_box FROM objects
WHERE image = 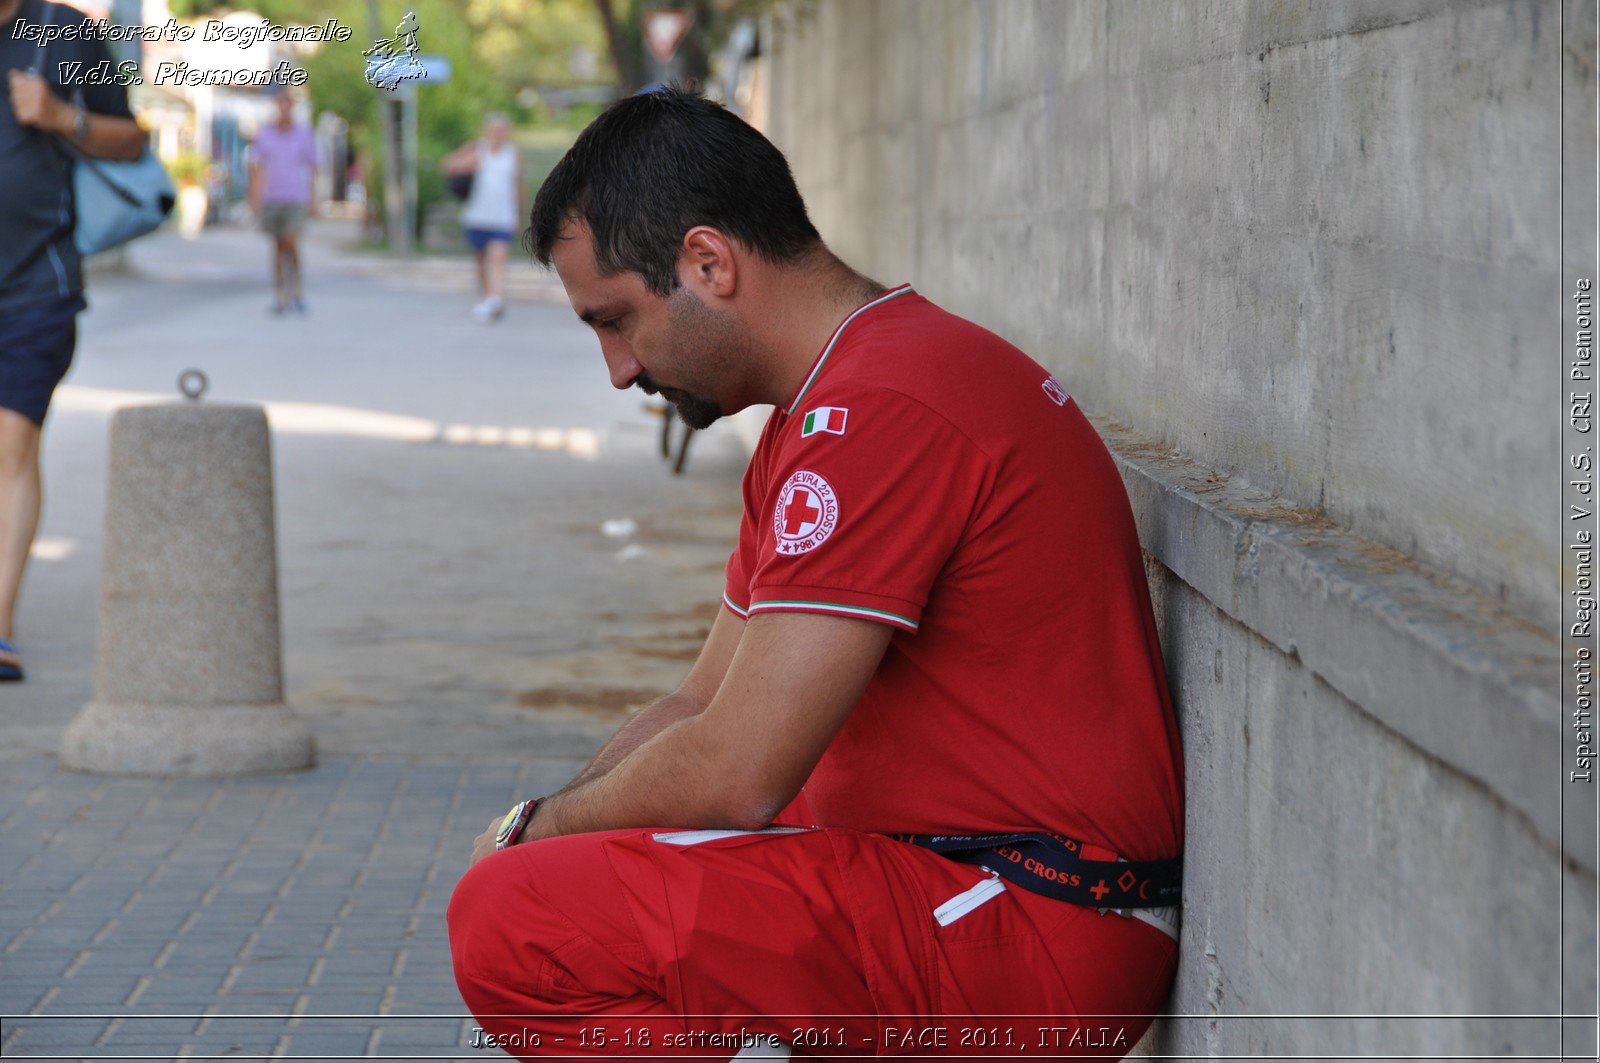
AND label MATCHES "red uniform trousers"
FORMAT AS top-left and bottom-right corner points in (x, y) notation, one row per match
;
(448, 826), (1177, 1060)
